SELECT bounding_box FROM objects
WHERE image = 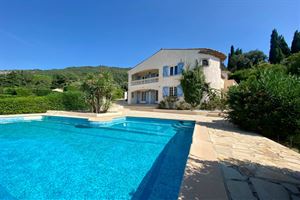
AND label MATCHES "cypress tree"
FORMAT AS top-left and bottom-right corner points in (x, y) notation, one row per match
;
(269, 29), (284, 64)
(291, 30), (300, 54)
(279, 35), (290, 56)
(235, 48), (243, 55)
(227, 45), (235, 70)
(230, 45), (235, 55)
